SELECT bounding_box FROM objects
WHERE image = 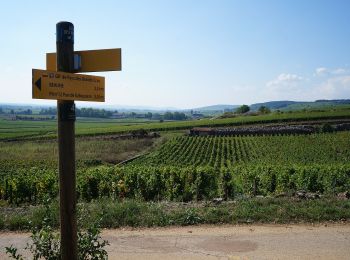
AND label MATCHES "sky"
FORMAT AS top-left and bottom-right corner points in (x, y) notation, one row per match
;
(0, 0), (349, 109)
